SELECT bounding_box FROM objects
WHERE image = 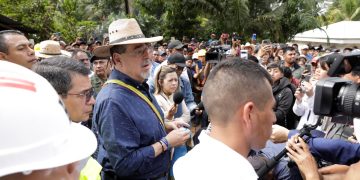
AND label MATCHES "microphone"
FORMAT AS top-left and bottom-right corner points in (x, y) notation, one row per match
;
(190, 102), (204, 115)
(173, 91), (184, 105)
